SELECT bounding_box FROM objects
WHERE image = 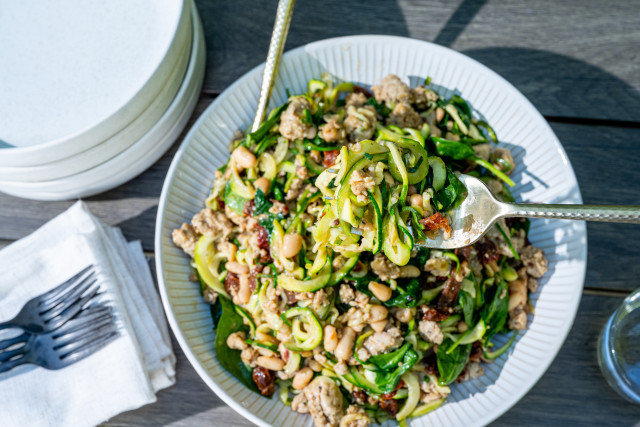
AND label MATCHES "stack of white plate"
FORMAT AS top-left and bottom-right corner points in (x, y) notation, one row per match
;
(0, 0), (205, 201)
